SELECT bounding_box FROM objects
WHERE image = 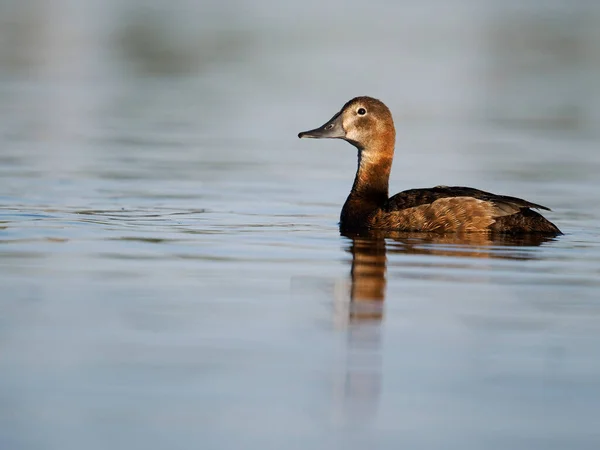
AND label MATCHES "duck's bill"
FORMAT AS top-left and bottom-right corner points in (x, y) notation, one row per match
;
(298, 111), (345, 139)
